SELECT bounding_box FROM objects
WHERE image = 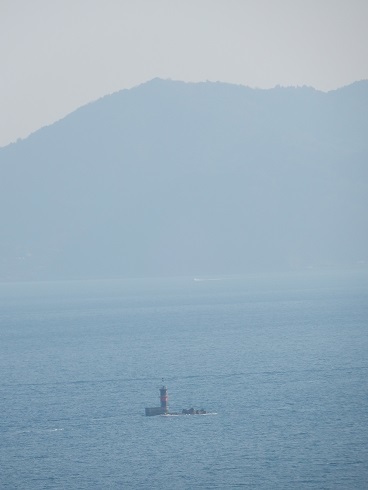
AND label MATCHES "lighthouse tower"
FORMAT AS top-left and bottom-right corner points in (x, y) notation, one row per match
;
(160, 385), (168, 413)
